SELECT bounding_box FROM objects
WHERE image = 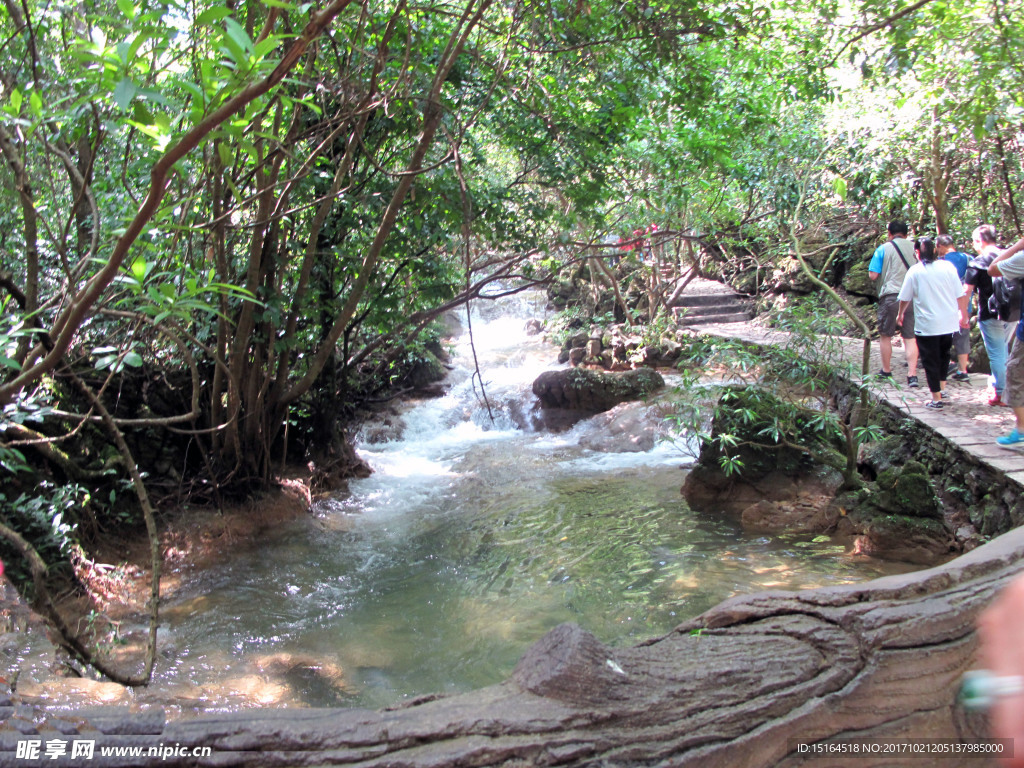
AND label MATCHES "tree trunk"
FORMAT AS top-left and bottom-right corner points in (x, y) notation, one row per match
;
(19, 522), (1024, 767)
